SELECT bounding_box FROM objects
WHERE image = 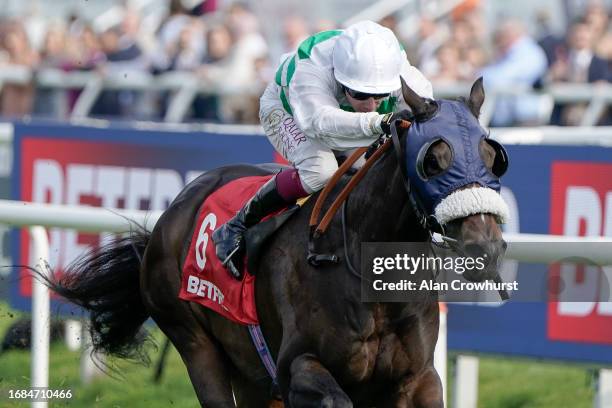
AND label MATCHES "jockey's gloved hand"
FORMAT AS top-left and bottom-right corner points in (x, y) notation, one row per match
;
(365, 134), (388, 159)
(379, 110), (413, 135)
